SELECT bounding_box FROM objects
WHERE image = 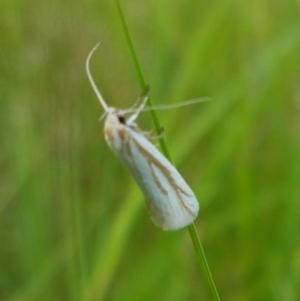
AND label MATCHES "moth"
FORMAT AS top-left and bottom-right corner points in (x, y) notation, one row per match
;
(86, 43), (199, 230)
